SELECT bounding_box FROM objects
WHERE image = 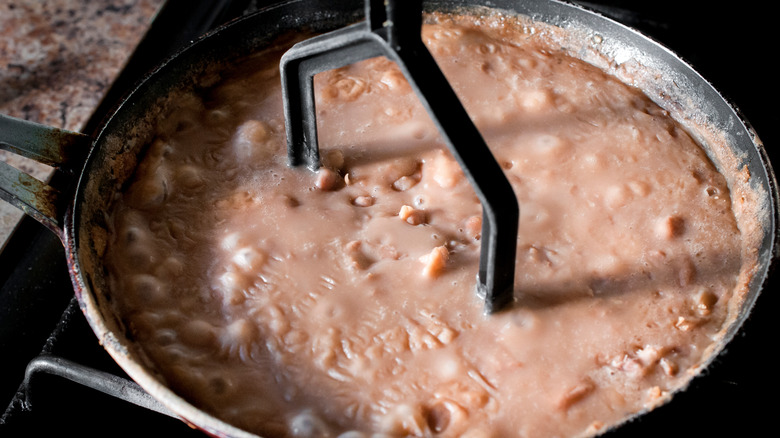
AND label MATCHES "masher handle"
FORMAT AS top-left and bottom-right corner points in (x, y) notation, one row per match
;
(280, 0), (519, 313)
